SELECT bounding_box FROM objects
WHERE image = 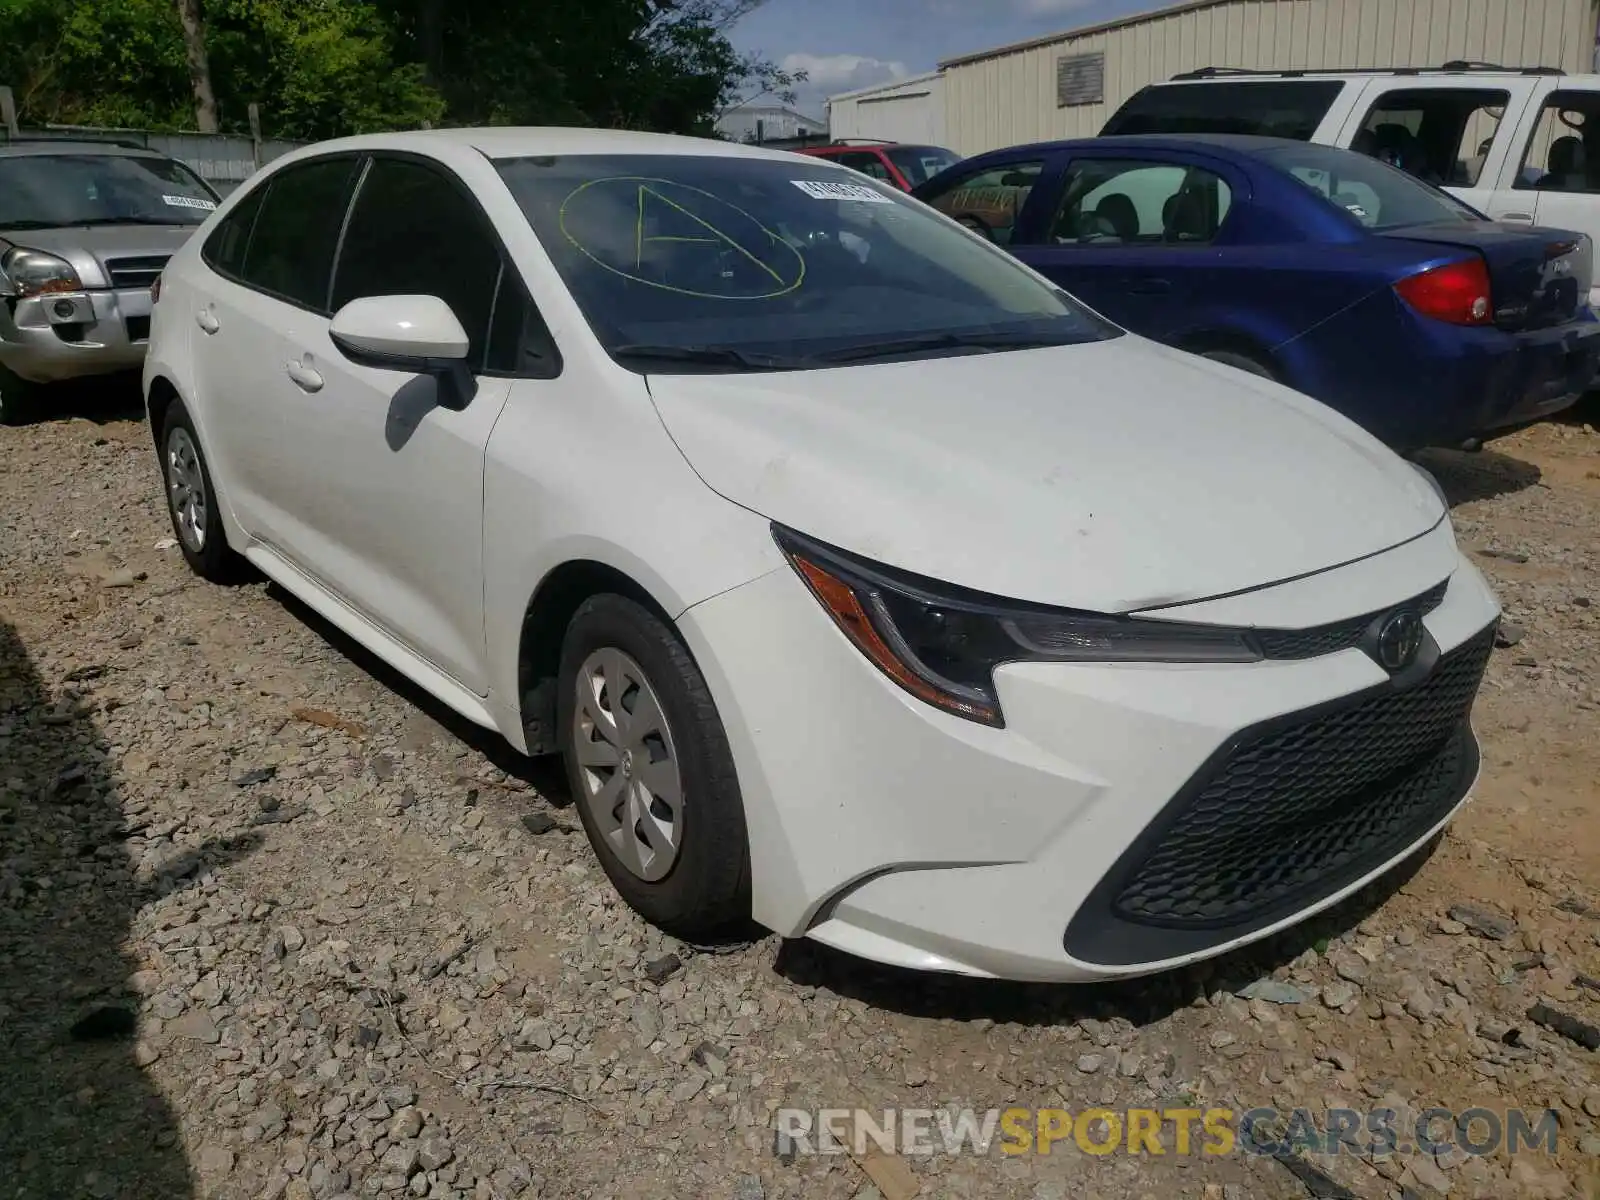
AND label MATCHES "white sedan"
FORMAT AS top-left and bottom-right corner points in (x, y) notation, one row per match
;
(143, 128), (1501, 982)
